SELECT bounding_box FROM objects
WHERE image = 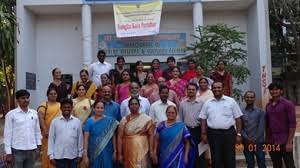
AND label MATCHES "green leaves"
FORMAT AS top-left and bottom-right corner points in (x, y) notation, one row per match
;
(185, 24), (250, 100)
(0, 0), (16, 109)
